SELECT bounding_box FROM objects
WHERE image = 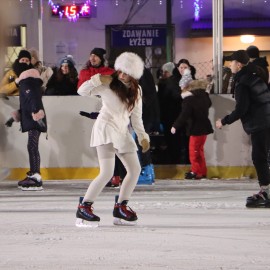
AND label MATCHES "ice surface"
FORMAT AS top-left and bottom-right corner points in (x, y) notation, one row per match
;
(0, 179), (269, 270)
